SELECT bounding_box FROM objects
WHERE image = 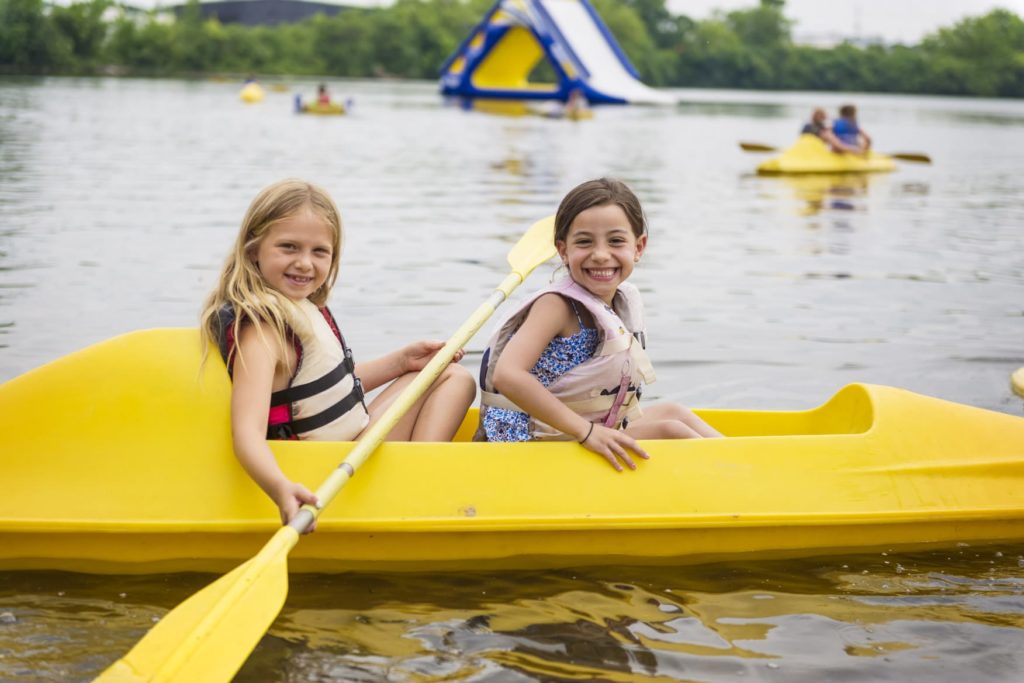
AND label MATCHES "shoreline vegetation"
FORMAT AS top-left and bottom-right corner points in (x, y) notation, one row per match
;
(1, 0), (1023, 98)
